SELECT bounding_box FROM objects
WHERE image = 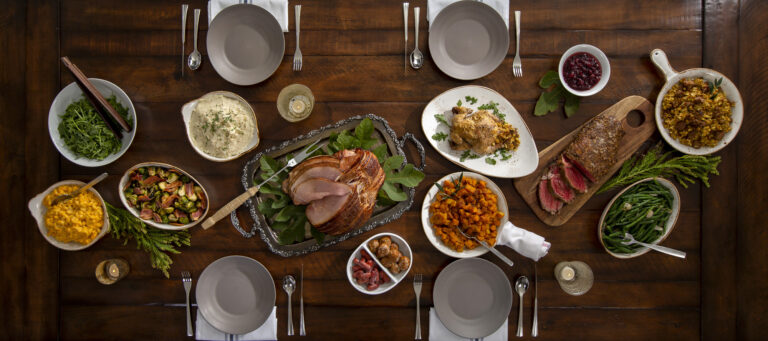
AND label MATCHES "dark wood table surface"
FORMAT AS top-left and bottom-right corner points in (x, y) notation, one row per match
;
(3, 0), (767, 340)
